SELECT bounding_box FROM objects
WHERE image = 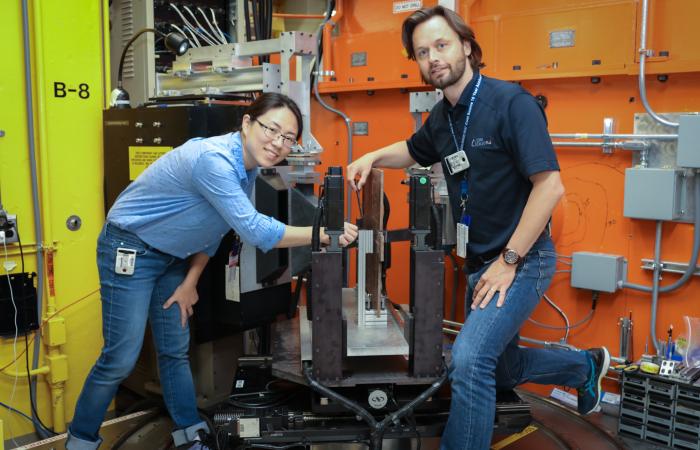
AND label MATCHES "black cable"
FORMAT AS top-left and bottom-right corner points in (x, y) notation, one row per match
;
(228, 382), (302, 410)
(382, 193), (390, 229)
(405, 413), (422, 450)
(311, 190), (325, 252)
(244, 0), (252, 42)
(251, 0), (265, 64)
(381, 193), (391, 296)
(266, 0), (273, 40)
(246, 443), (310, 449)
(252, 0), (260, 40)
(429, 204), (443, 248)
(288, 267), (310, 319)
(199, 408), (217, 441)
(0, 400), (42, 427)
(228, 390), (296, 410)
(304, 364), (448, 450)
